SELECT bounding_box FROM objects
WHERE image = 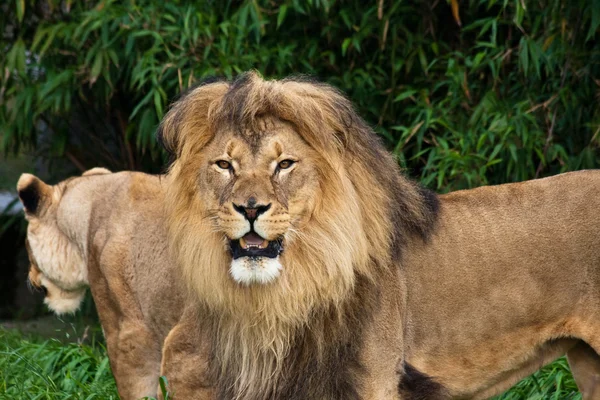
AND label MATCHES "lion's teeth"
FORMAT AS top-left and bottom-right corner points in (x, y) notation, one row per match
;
(239, 237), (269, 250)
